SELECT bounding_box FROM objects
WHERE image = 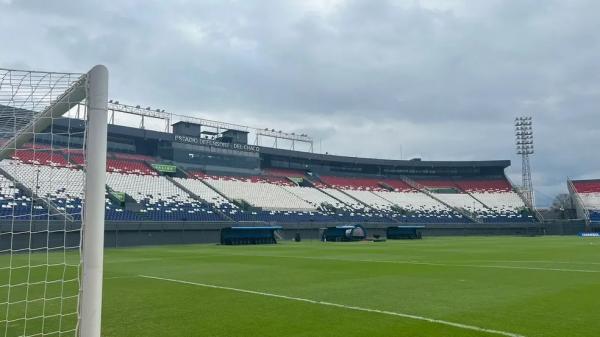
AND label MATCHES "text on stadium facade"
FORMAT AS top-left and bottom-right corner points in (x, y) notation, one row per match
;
(174, 135), (260, 152)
